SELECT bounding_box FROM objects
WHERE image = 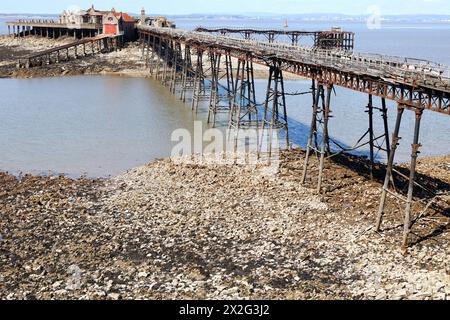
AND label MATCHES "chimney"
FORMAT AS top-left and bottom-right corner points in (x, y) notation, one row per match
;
(140, 7), (146, 25)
